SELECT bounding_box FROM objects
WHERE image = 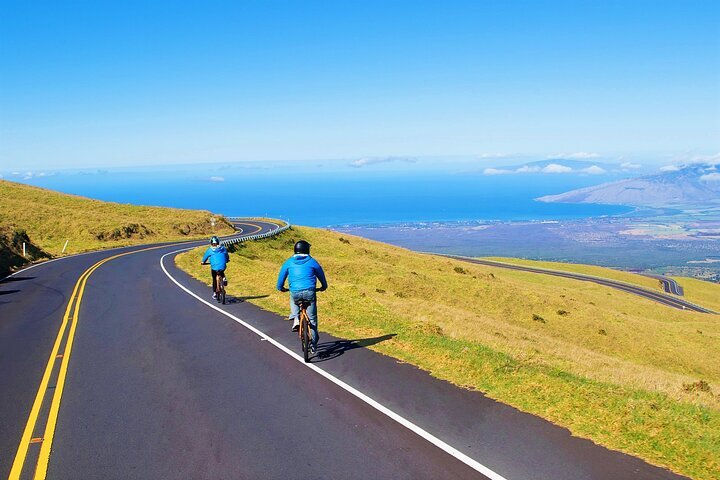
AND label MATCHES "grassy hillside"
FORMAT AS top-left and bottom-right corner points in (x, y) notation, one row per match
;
(0, 227), (51, 273)
(0, 179), (235, 273)
(178, 226), (720, 480)
(484, 257), (664, 291)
